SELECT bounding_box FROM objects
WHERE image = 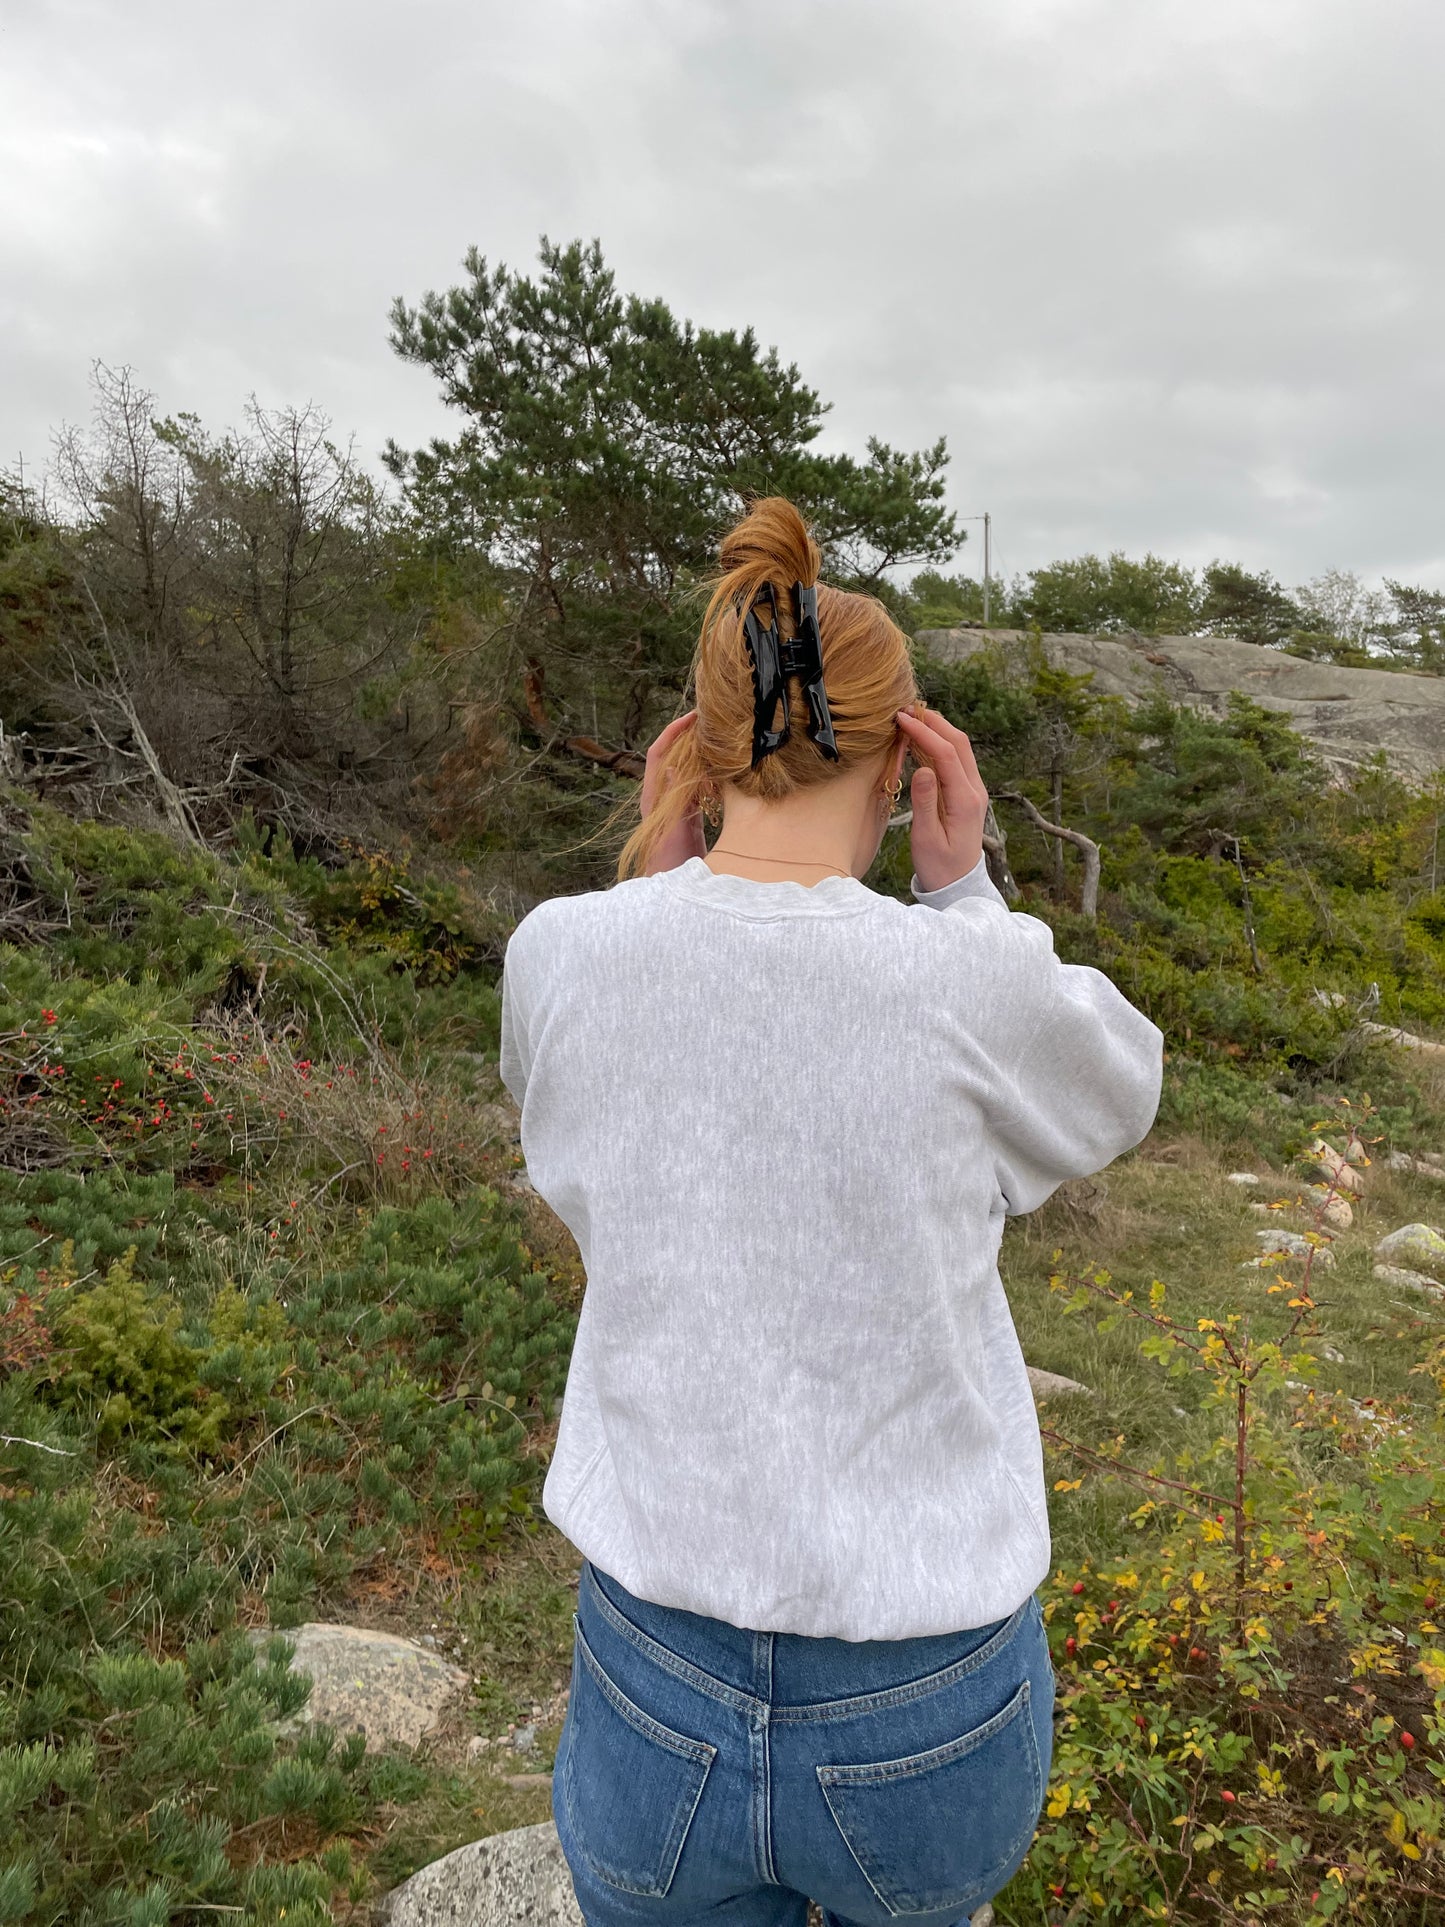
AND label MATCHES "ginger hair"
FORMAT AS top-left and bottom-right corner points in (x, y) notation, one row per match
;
(616, 497), (921, 880)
